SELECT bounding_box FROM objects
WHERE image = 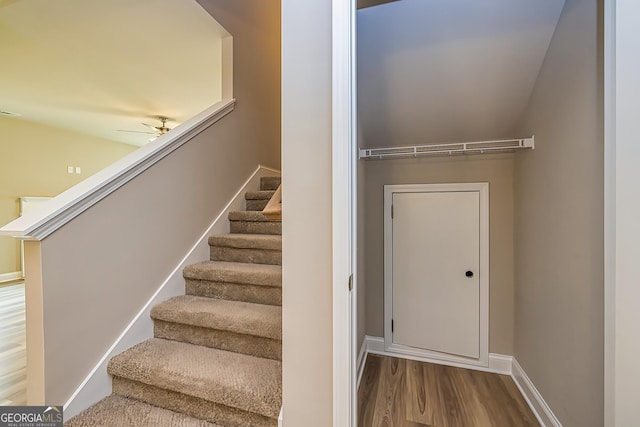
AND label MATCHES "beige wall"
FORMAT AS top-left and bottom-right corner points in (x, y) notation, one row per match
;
(281, 0), (333, 425)
(0, 116), (136, 275)
(513, 0), (603, 425)
(361, 155), (516, 355)
(38, 0), (281, 404)
(197, 0), (281, 164)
